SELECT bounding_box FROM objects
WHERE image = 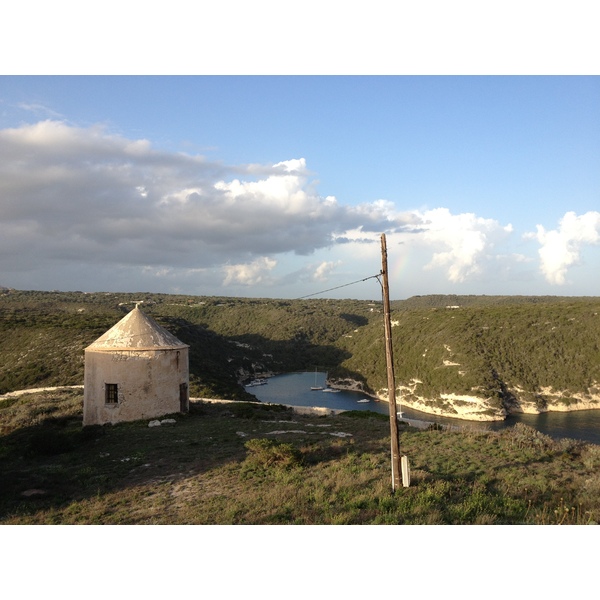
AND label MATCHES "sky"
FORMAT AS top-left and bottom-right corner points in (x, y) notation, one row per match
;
(1, 9), (599, 302)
